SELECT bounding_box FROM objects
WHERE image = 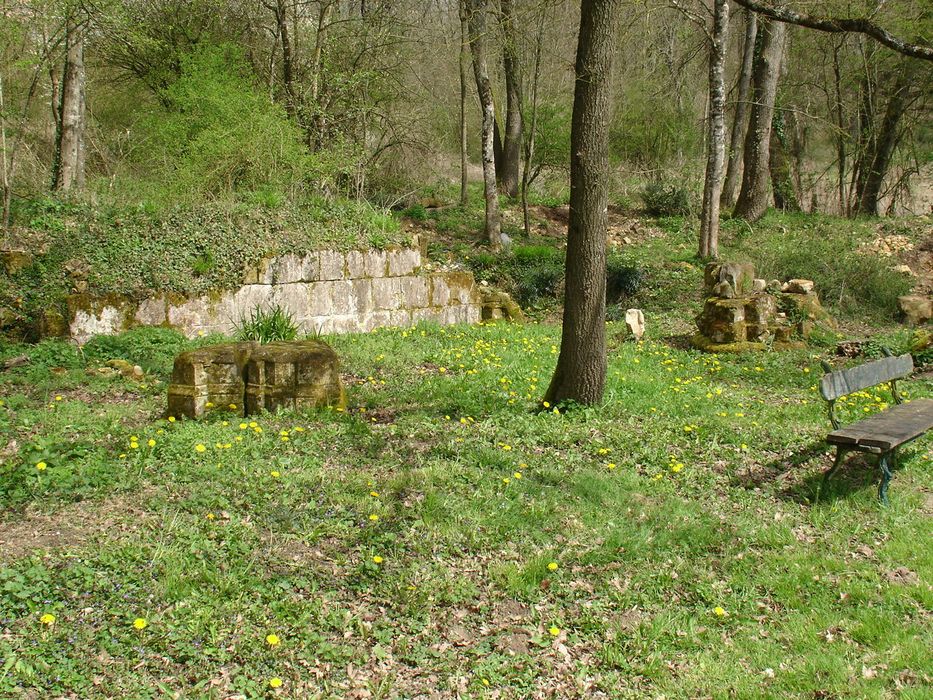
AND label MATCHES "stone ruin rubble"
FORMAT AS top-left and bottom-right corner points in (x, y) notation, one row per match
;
(692, 262), (835, 353)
